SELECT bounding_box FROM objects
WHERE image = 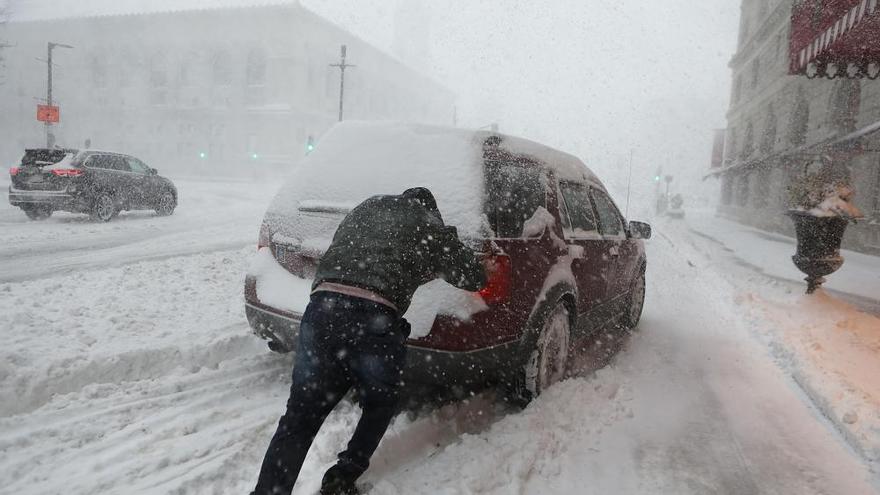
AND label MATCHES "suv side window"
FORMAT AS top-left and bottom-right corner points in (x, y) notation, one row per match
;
(109, 156), (131, 172)
(559, 182), (597, 237)
(84, 154), (106, 169)
(591, 189), (625, 237)
(484, 161), (546, 238)
(126, 157), (149, 174)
